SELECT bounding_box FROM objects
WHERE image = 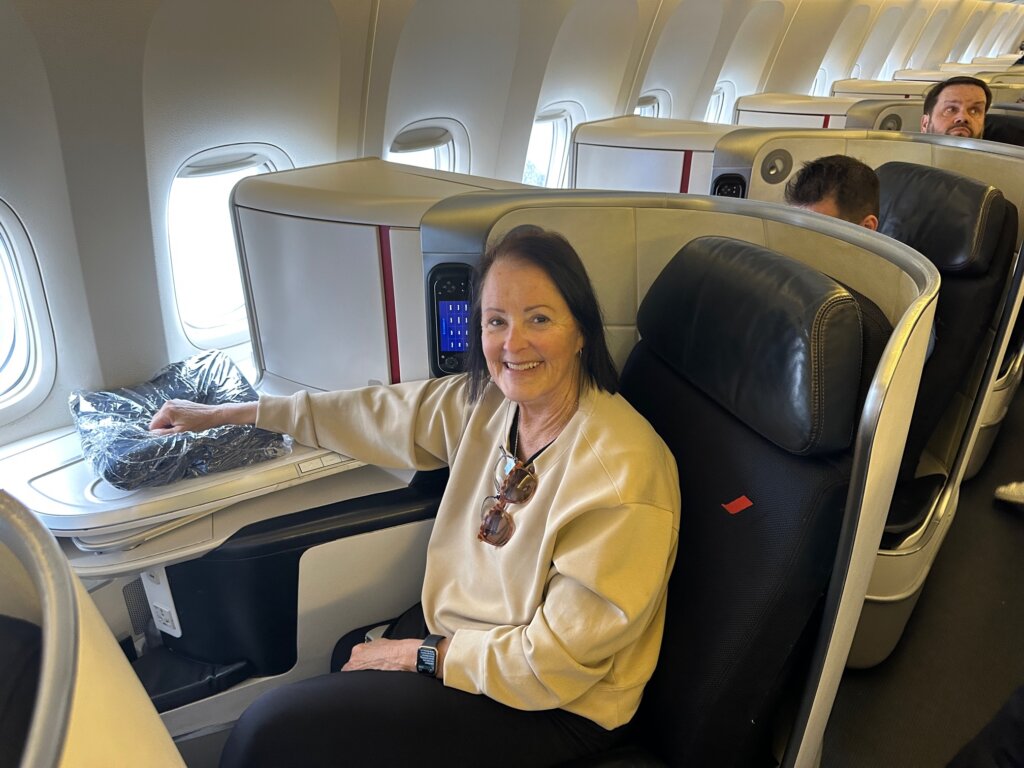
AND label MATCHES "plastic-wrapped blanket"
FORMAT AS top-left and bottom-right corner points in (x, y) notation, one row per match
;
(69, 350), (291, 491)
